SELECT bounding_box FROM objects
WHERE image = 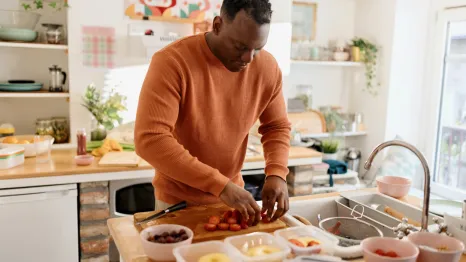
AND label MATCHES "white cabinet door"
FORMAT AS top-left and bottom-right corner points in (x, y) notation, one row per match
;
(0, 185), (79, 262)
